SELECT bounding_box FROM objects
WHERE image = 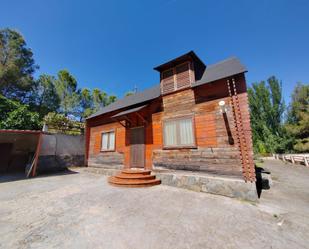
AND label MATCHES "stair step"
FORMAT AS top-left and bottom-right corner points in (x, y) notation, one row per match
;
(108, 177), (161, 187)
(121, 169), (151, 175)
(115, 174), (155, 180)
